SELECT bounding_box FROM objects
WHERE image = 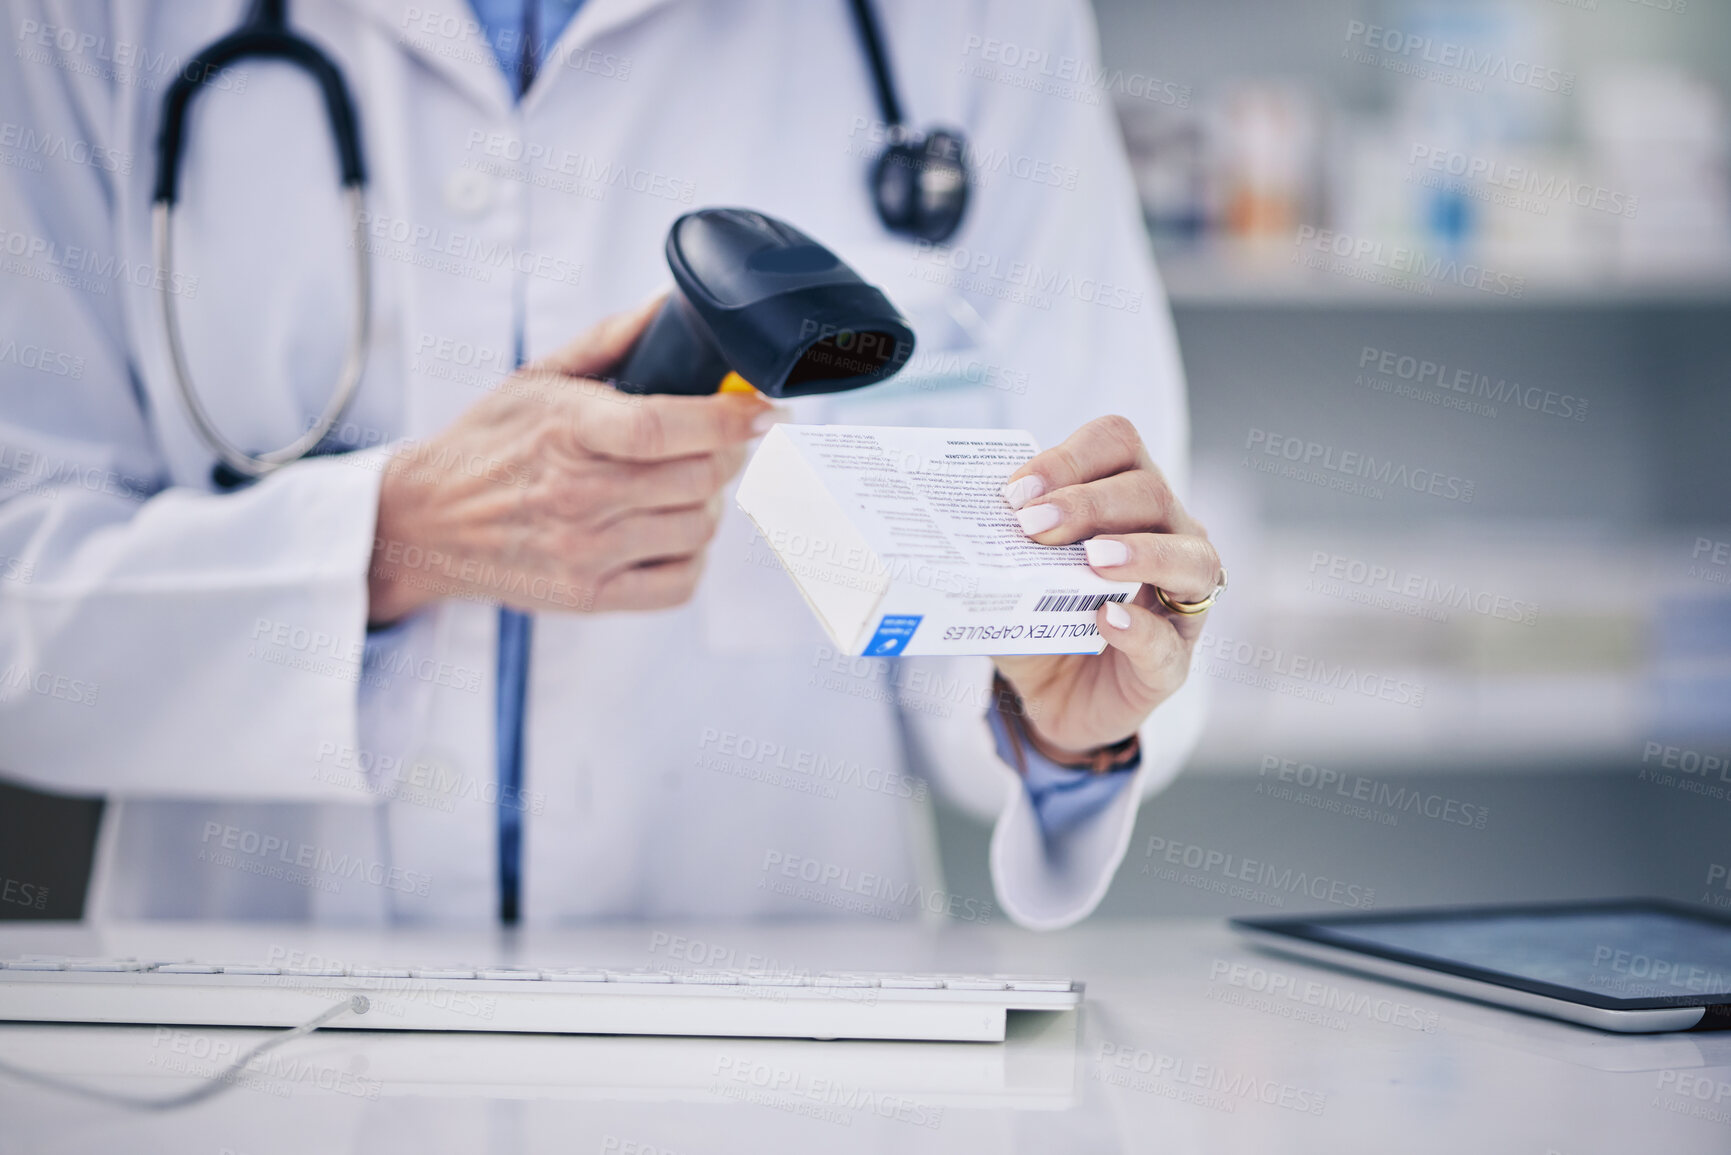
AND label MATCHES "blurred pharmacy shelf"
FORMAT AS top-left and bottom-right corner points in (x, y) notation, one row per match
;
(1154, 243), (1731, 308)
(1104, 0), (1731, 312)
(1180, 522), (1731, 774)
